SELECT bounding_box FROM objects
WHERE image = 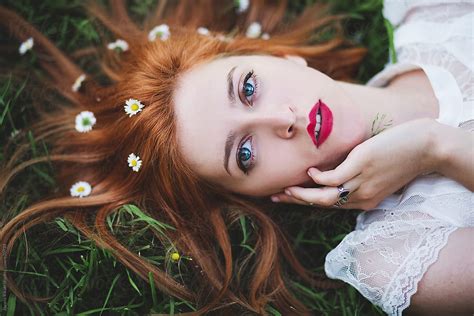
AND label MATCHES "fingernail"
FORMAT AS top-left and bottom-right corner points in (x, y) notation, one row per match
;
(307, 169), (313, 177)
(271, 196), (280, 202)
(285, 189), (292, 196)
